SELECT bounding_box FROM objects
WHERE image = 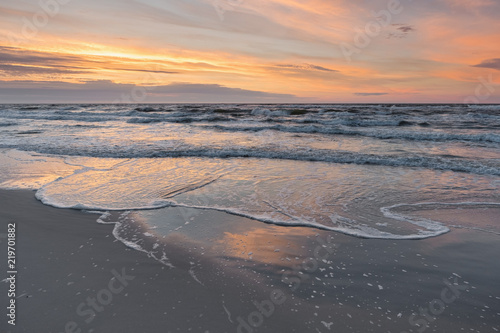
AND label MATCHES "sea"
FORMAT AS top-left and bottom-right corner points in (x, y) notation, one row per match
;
(2, 103), (500, 332)
(0, 103), (499, 241)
